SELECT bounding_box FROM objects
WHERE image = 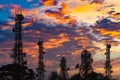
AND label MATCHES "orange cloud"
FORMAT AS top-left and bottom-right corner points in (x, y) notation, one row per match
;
(60, 2), (69, 15)
(111, 13), (120, 19)
(7, 21), (15, 25)
(95, 28), (120, 38)
(45, 2), (76, 25)
(45, 10), (75, 24)
(44, 38), (62, 49)
(22, 22), (33, 27)
(7, 21), (33, 27)
(1, 25), (12, 30)
(74, 36), (92, 48)
(71, 50), (82, 56)
(39, 0), (57, 6)
(21, 9), (39, 17)
(44, 33), (70, 49)
(44, 60), (58, 68)
(22, 41), (39, 58)
(70, 3), (103, 13)
(94, 67), (105, 74)
(10, 7), (39, 18)
(108, 10), (120, 20)
(43, 0), (56, 6)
